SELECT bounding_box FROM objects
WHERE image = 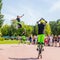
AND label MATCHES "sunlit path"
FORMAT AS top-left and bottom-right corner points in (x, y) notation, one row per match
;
(0, 44), (60, 60)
